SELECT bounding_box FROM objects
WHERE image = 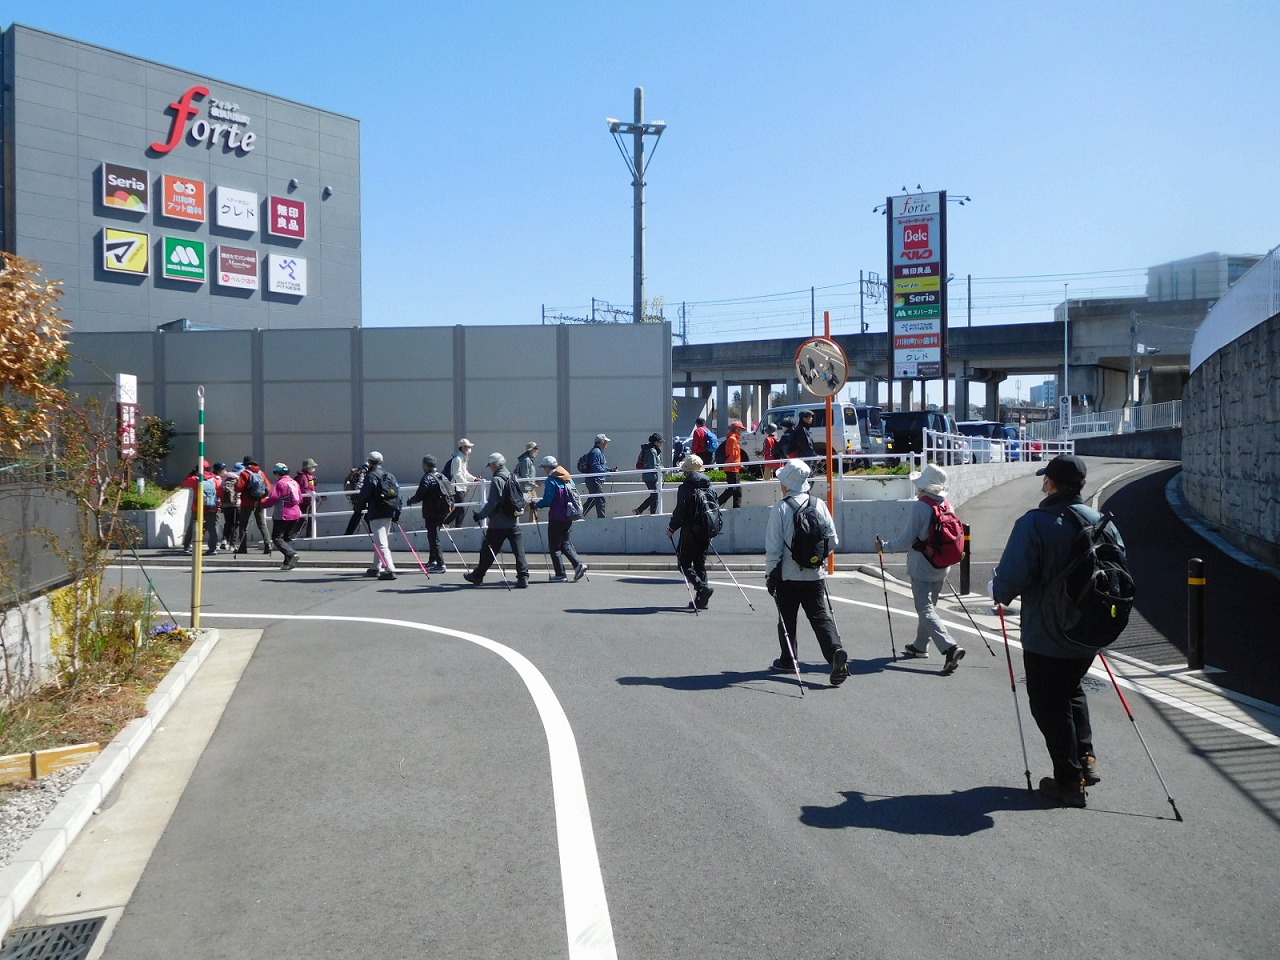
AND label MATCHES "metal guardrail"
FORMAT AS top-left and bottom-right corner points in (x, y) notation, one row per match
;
(1027, 399), (1182, 441)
